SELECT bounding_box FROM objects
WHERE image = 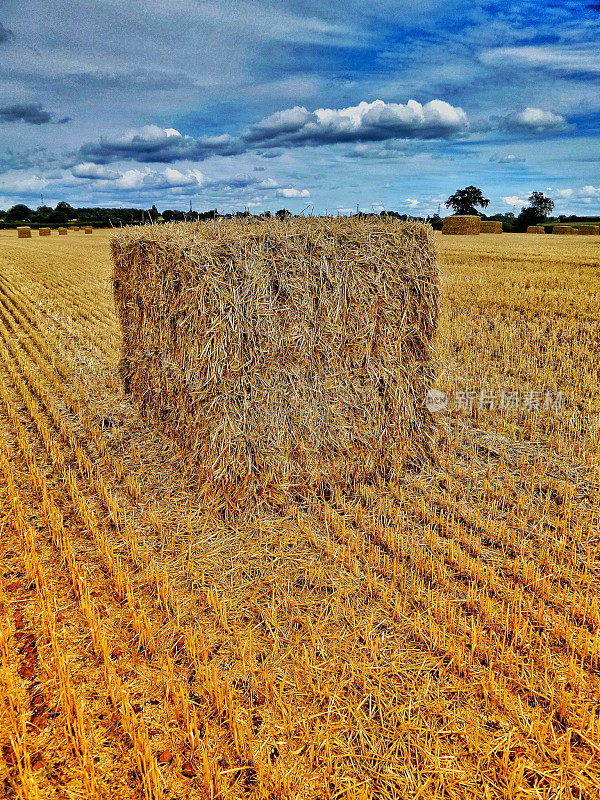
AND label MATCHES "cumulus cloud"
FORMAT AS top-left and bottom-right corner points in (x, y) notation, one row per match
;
(77, 98), (469, 166)
(71, 162), (120, 180)
(245, 99), (469, 148)
(79, 125), (244, 164)
(504, 108), (567, 134)
(405, 198), (420, 208)
(489, 153), (526, 164)
(276, 187), (310, 198)
(0, 22), (14, 43)
(503, 196), (522, 206)
(581, 185), (600, 197)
